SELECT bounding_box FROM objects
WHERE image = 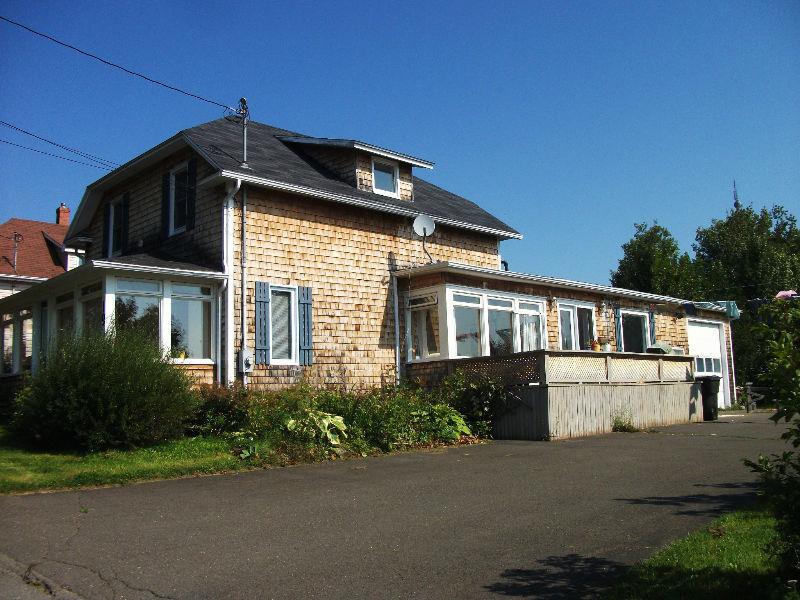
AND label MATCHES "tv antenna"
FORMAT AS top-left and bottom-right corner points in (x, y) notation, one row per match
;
(224, 98), (250, 169)
(412, 214), (436, 264)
